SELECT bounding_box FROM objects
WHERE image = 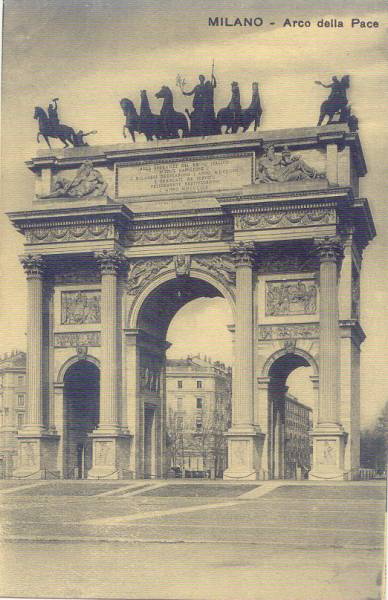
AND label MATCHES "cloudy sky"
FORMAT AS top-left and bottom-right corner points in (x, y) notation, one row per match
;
(1, 0), (387, 425)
